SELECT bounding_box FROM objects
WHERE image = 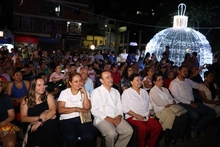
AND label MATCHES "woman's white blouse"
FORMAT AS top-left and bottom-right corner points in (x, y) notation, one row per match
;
(149, 86), (174, 113)
(122, 87), (152, 119)
(57, 88), (89, 120)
